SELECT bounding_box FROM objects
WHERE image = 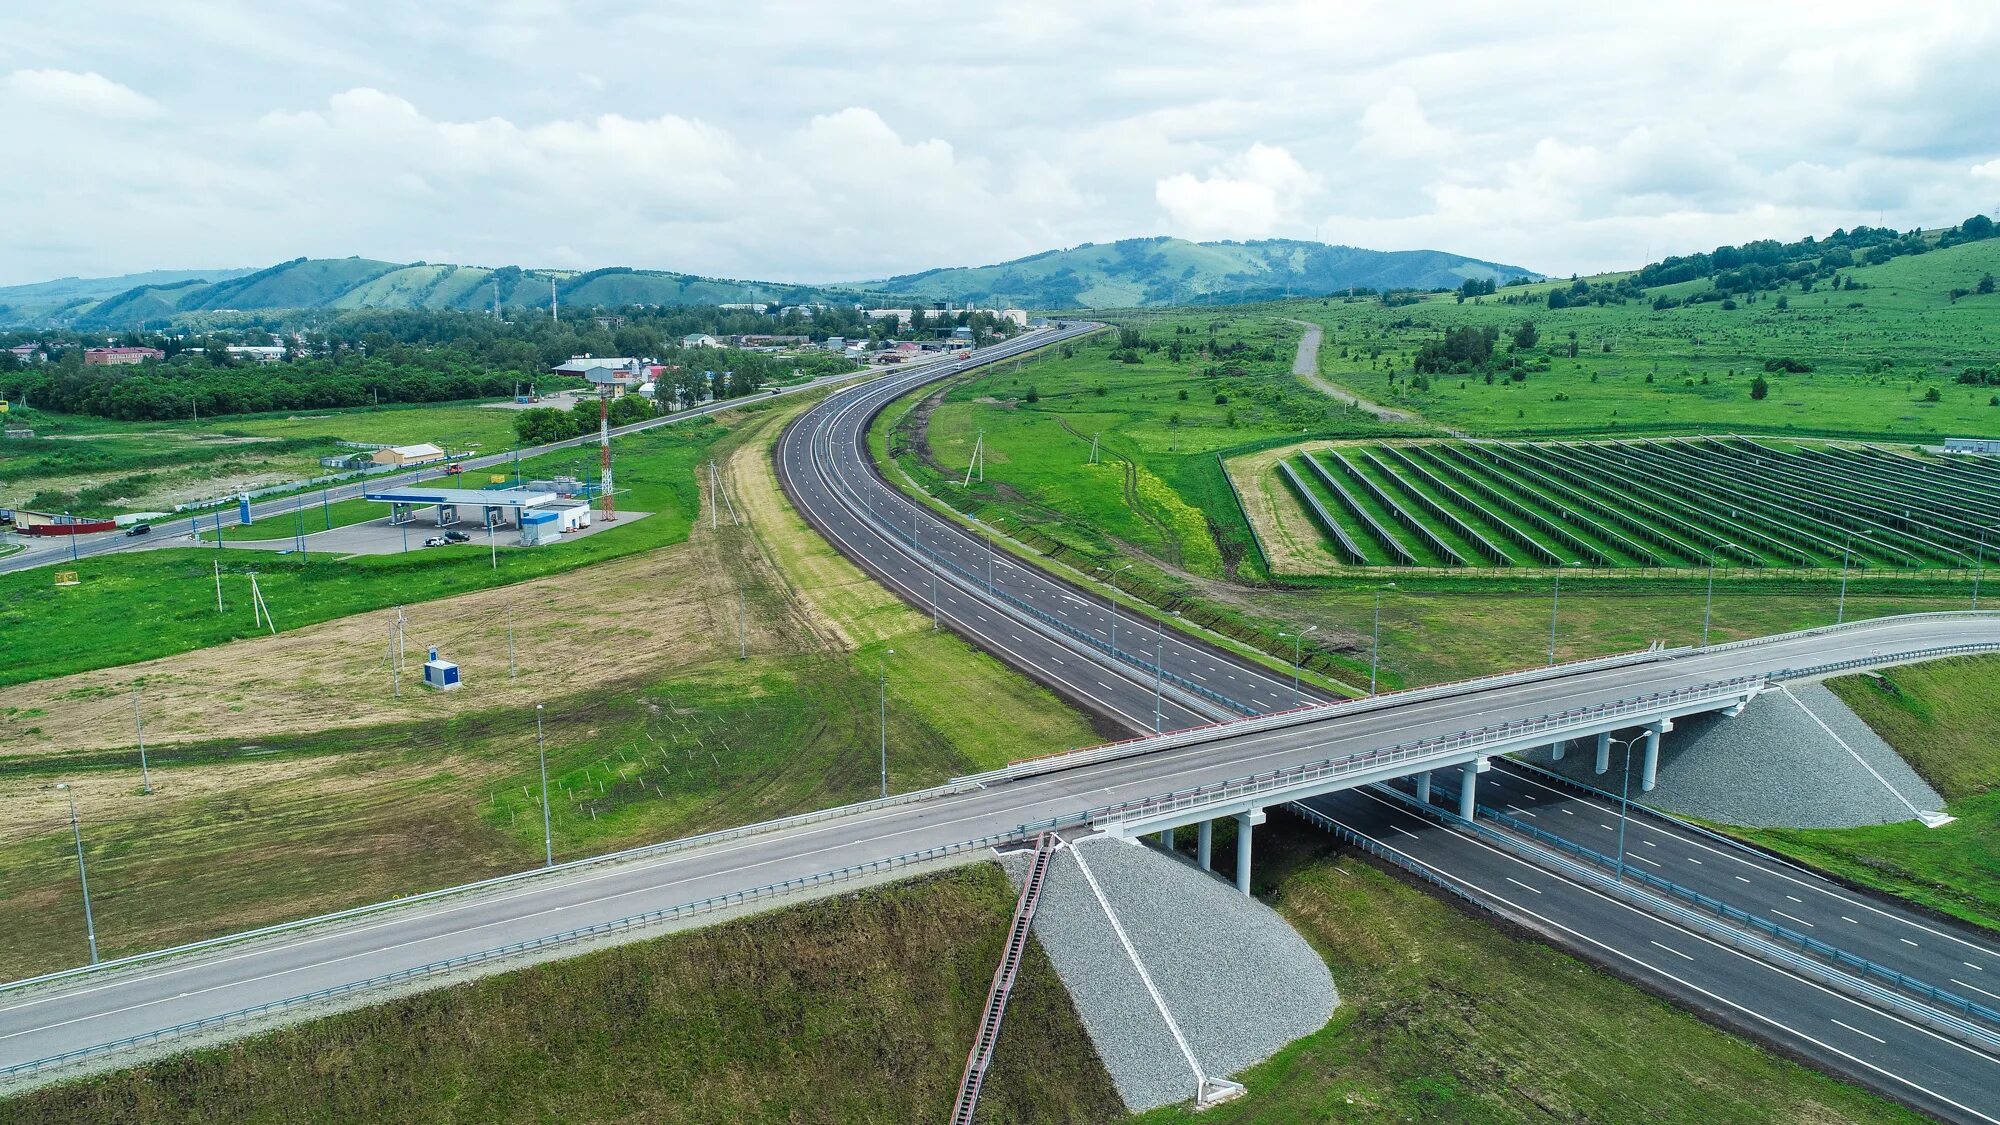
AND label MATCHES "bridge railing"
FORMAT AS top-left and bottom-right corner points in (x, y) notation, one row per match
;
(1089, 675), (1762, 830)
(1771, 640), (2000, 682)
(1699, 610), (2000, 657)
(979, 644), (1681, 786)
(0, 830), (1028, 1083)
